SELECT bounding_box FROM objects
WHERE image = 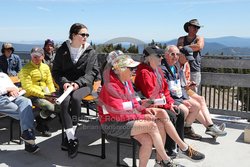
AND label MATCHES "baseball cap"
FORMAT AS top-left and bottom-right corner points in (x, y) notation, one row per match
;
(180, 46), (195, 61)
(143, 46), (165, 58)
(31, 47), (44, 57)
